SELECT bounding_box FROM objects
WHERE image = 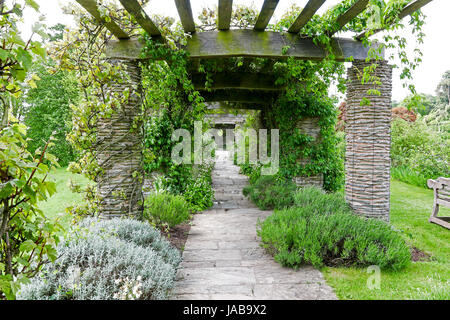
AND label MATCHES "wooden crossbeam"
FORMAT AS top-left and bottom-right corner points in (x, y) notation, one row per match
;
(76, 0), (129, 39)
(218, 0), (233, 30)
(288, 0), (326, 34)
(192, 72), (283, 91)
(118, 0), (161, 37)
(356, 0), (433, 40)
(254, 0), (280, 31)
(199, 89), (277, 103)
(106, 30), (383, 61)
(184, 30), (381, 61)
(175, 0), (196, 33)
(330, 0), (369, 36)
